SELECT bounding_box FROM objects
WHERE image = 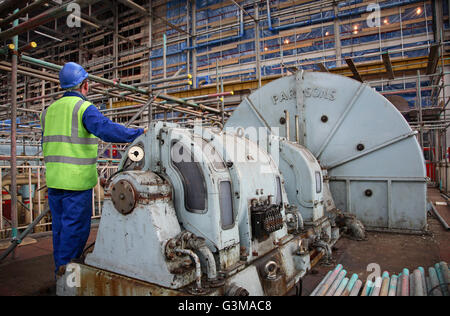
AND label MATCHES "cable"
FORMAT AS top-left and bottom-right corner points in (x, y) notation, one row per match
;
(104, 157), (134, 185)
(81, 241), (96, 259)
